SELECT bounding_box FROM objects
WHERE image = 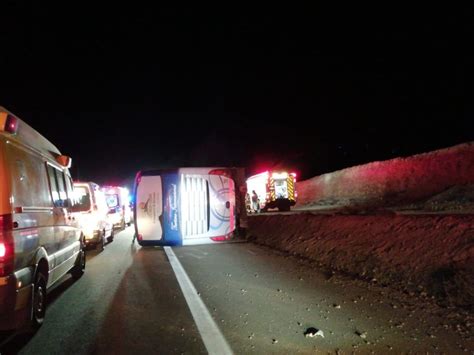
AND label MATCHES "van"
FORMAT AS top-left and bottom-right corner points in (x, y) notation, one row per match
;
(73, 182), (114, 251)
(0, 107), (85, 331)
(134, 167), (236, 246)
(102, 186), (130, 229)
